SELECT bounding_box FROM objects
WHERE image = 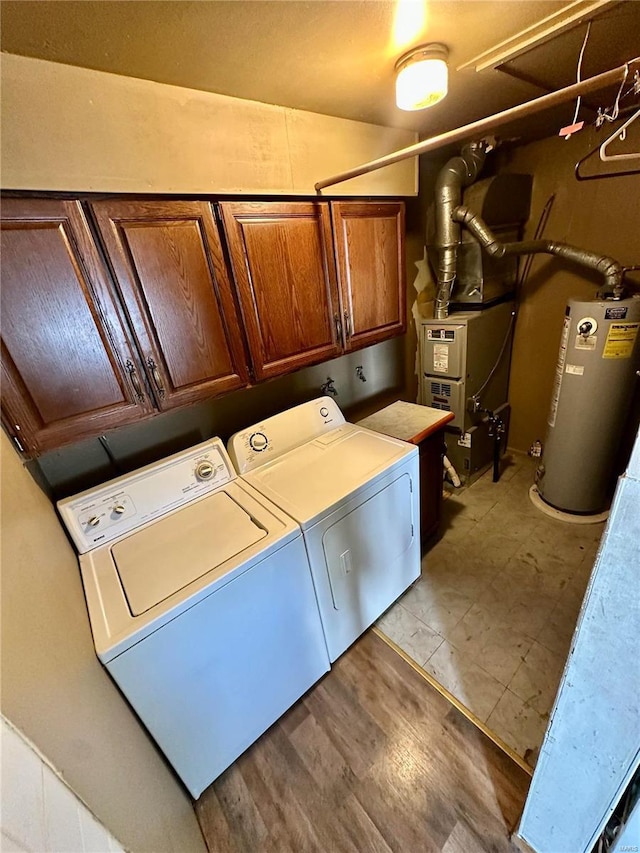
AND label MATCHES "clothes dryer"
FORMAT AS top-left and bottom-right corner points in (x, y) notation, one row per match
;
(228, 397), (420, 662)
